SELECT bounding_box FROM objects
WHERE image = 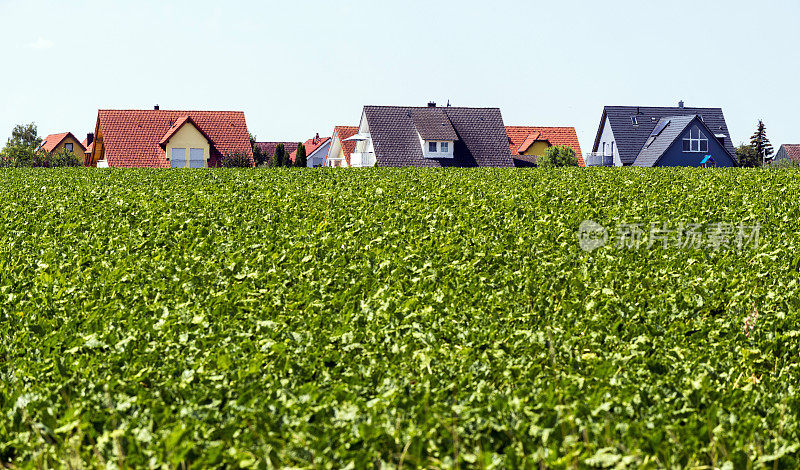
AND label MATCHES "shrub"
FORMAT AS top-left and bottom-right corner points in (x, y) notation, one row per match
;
(49, 148), (81, 167)
(537, 145), (579, 168)
(221, 151), (253, 168)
